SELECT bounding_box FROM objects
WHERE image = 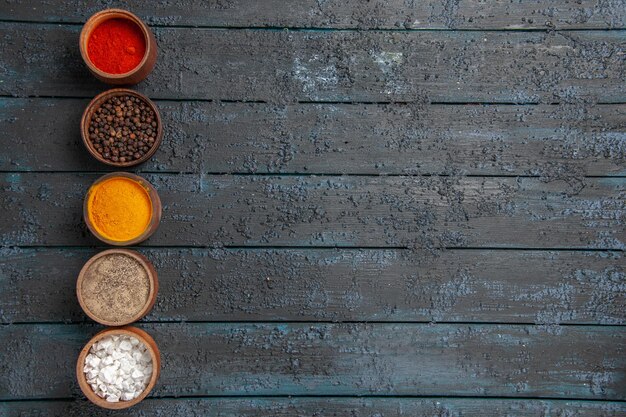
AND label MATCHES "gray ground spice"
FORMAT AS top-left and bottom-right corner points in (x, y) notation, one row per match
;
(81, 253), (150, 323)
